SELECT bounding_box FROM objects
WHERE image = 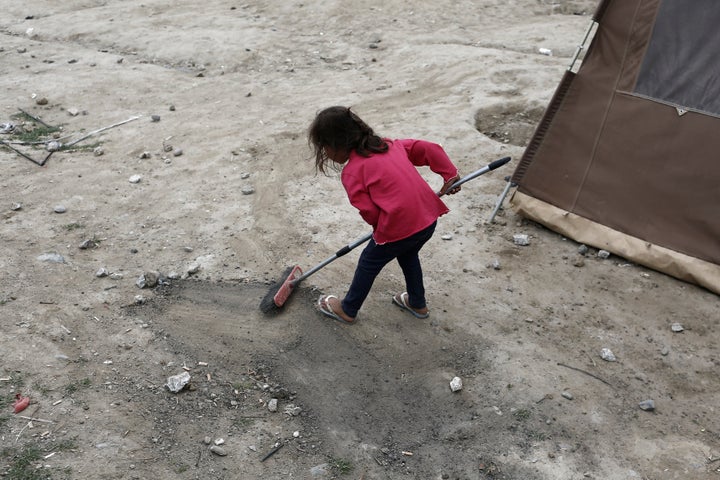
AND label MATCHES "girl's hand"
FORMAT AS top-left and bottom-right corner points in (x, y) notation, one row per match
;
(440, 174), (461, 195)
